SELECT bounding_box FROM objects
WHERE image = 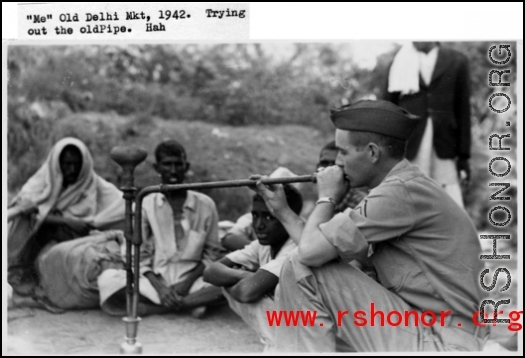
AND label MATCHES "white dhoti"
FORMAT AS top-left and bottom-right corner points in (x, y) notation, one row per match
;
(98, 269), (211, 315)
